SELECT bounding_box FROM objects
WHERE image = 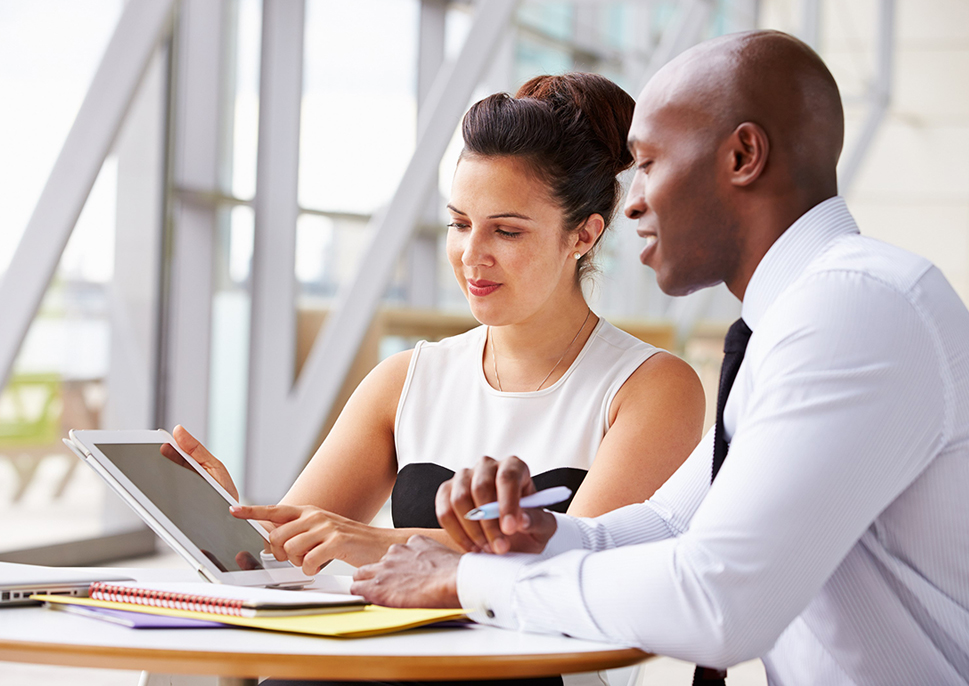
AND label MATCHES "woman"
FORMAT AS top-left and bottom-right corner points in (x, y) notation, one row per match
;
(176, 72), (705, 577)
